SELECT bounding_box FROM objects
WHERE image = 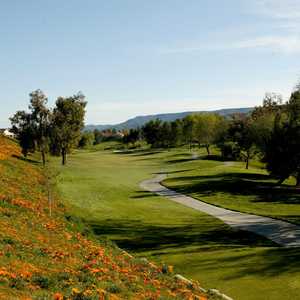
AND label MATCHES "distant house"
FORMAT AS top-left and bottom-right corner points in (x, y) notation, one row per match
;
(101, 130), (124, 139)
(0, 128), (15, 138)
(115, 131), (125, 138)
